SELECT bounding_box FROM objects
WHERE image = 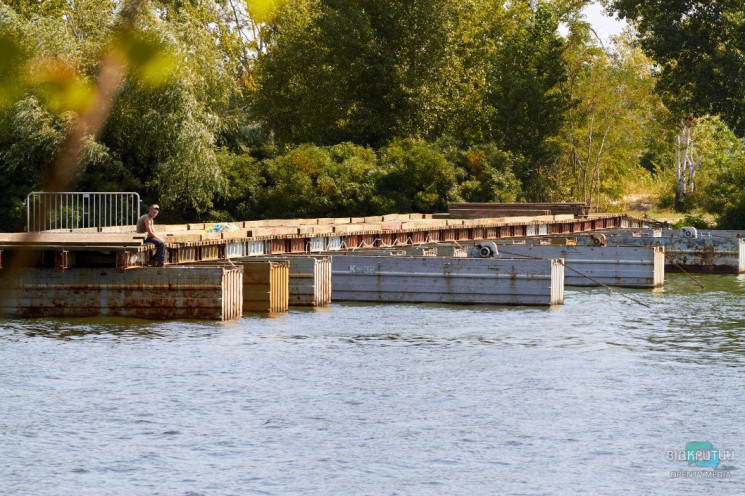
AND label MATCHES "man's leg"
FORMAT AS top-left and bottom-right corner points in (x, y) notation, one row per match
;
(145, 237), (166, 266)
